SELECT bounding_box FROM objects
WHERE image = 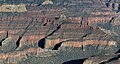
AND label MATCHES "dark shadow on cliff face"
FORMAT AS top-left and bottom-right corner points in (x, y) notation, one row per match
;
(52, 42), (63, 50)
(47, 23), (63, 37)
(38, 38), (46, 49)
(0, 31), (8, 46)
(52, 30), (93, 50)
(15, 17), (34, 49)
(62, 58), (87, 64)
(43, 23), (47, 26)
(105, 0), (111, 7)
(15, 36), (22, 49)
(116, 4), (120, 13)
(38, 23), (63, 49)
